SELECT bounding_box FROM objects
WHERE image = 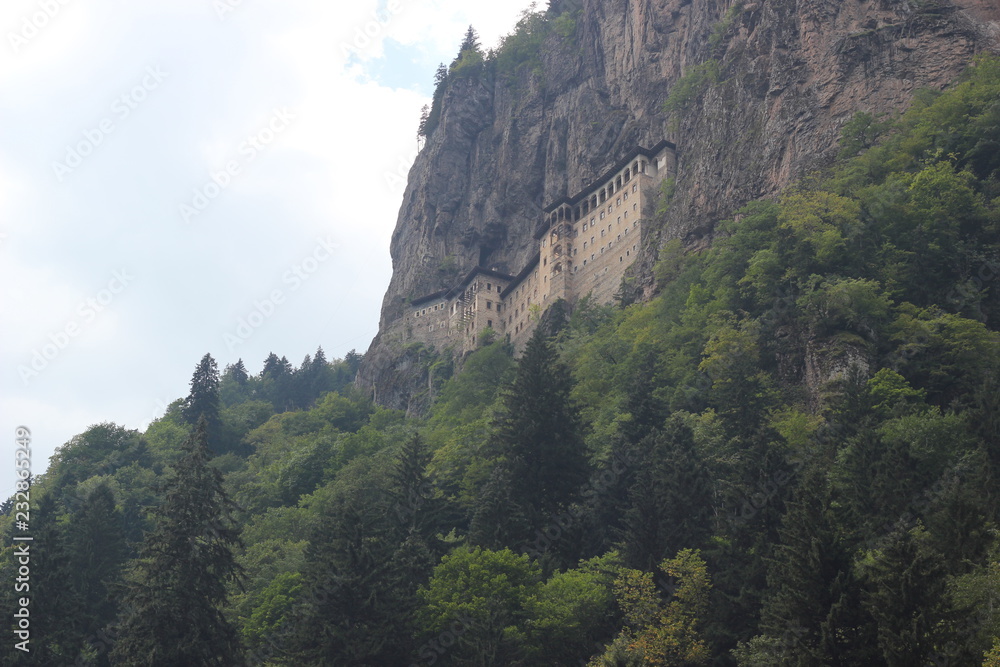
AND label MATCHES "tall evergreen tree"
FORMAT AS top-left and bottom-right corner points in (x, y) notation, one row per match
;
(286, 496), (401, 665)
(344, 349), (363, 376)
(389, 433), (443, 541)
(23, 493), (81, 665)
(859, 524), (957, 667)
(620, 415), (714, 571)
(469, 463), (530, 551)
(759, 467), (874, 666)
(182, 353), (222, 451)
(475, 326), (590, 547)
(417, 104), (430, 138)
(434, 63), (448, 87)
(226, 359), (249, 386)
(111, 418), (245, 666)
(459, 25), (480, 53)
(68, 483), (127, 664)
